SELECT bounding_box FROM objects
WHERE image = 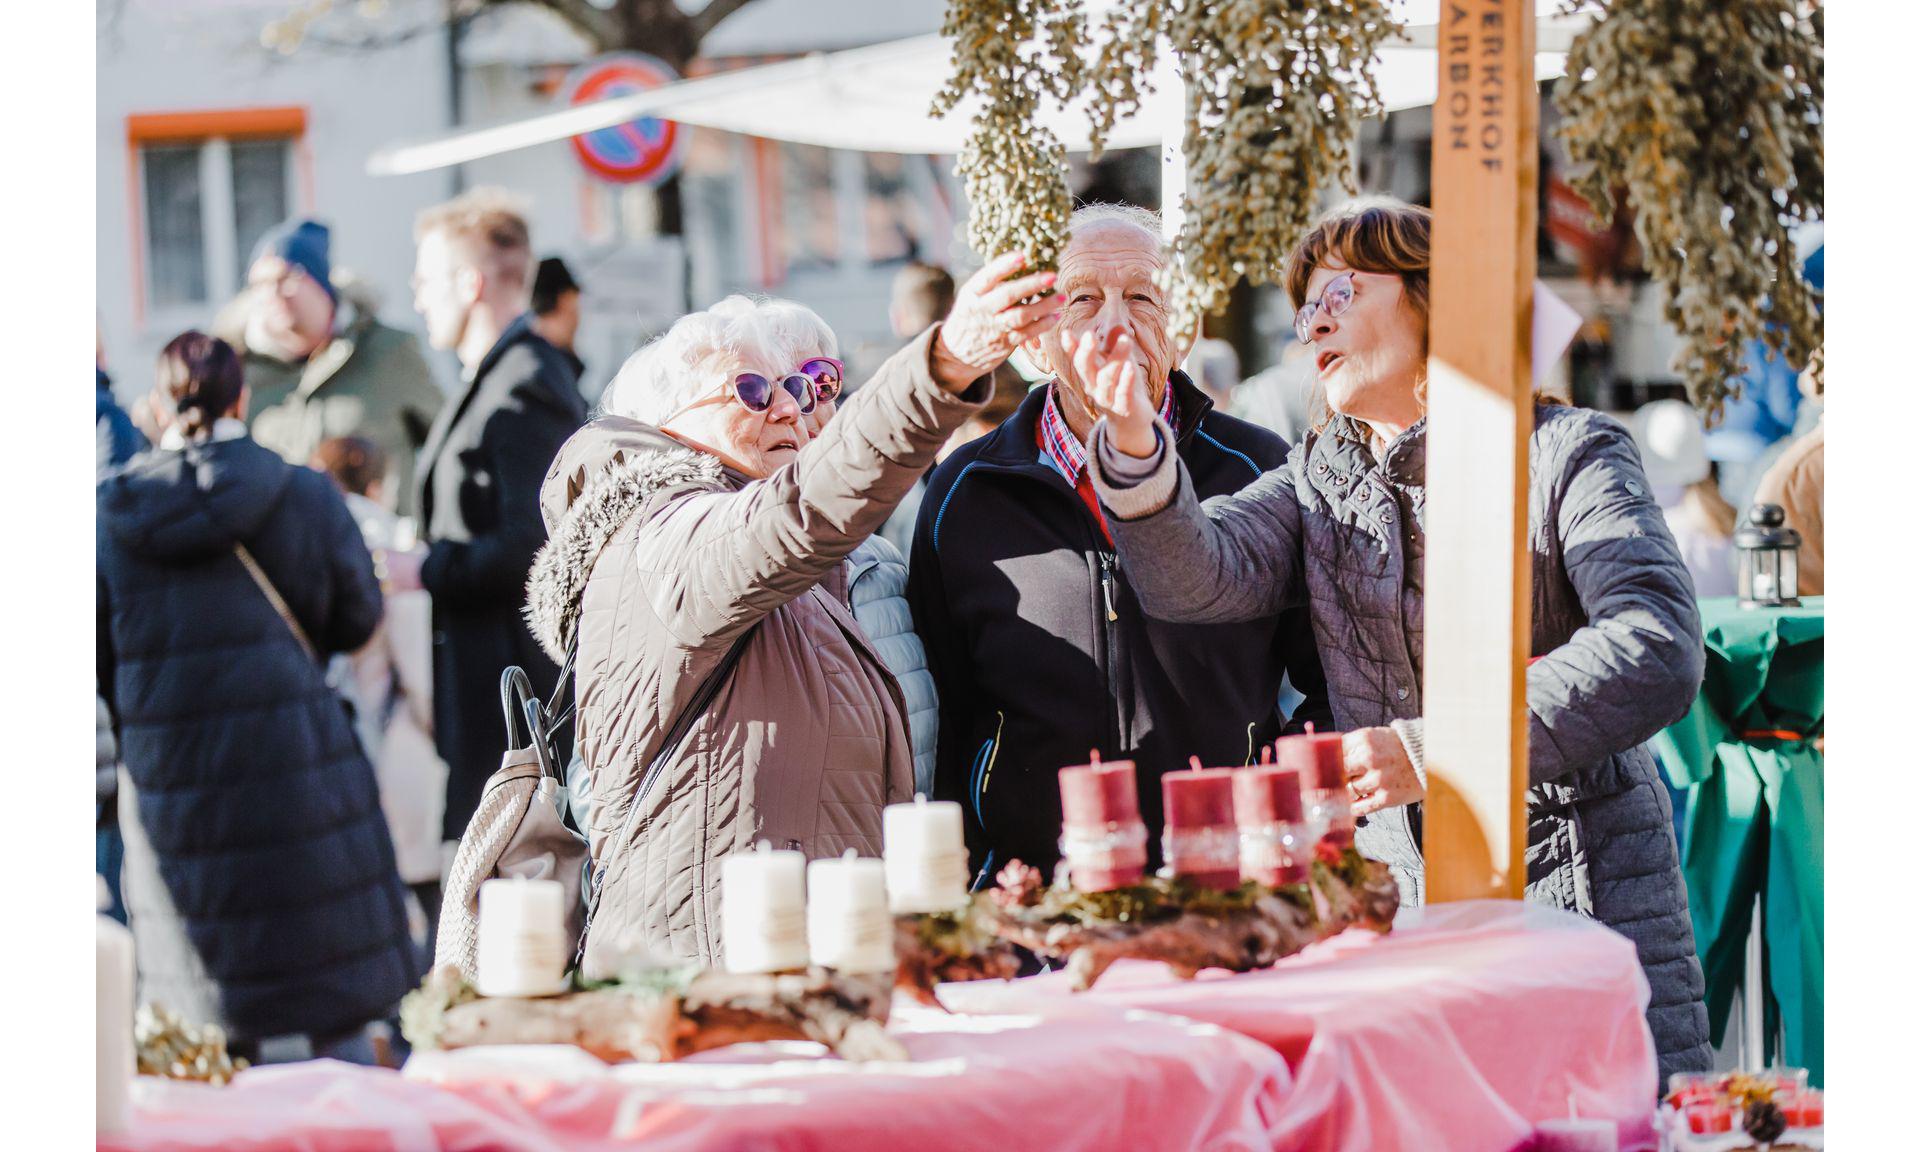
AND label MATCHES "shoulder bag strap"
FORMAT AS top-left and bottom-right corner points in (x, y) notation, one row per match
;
(235, 543), (319, 664)
(576, 624), (756, 953)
